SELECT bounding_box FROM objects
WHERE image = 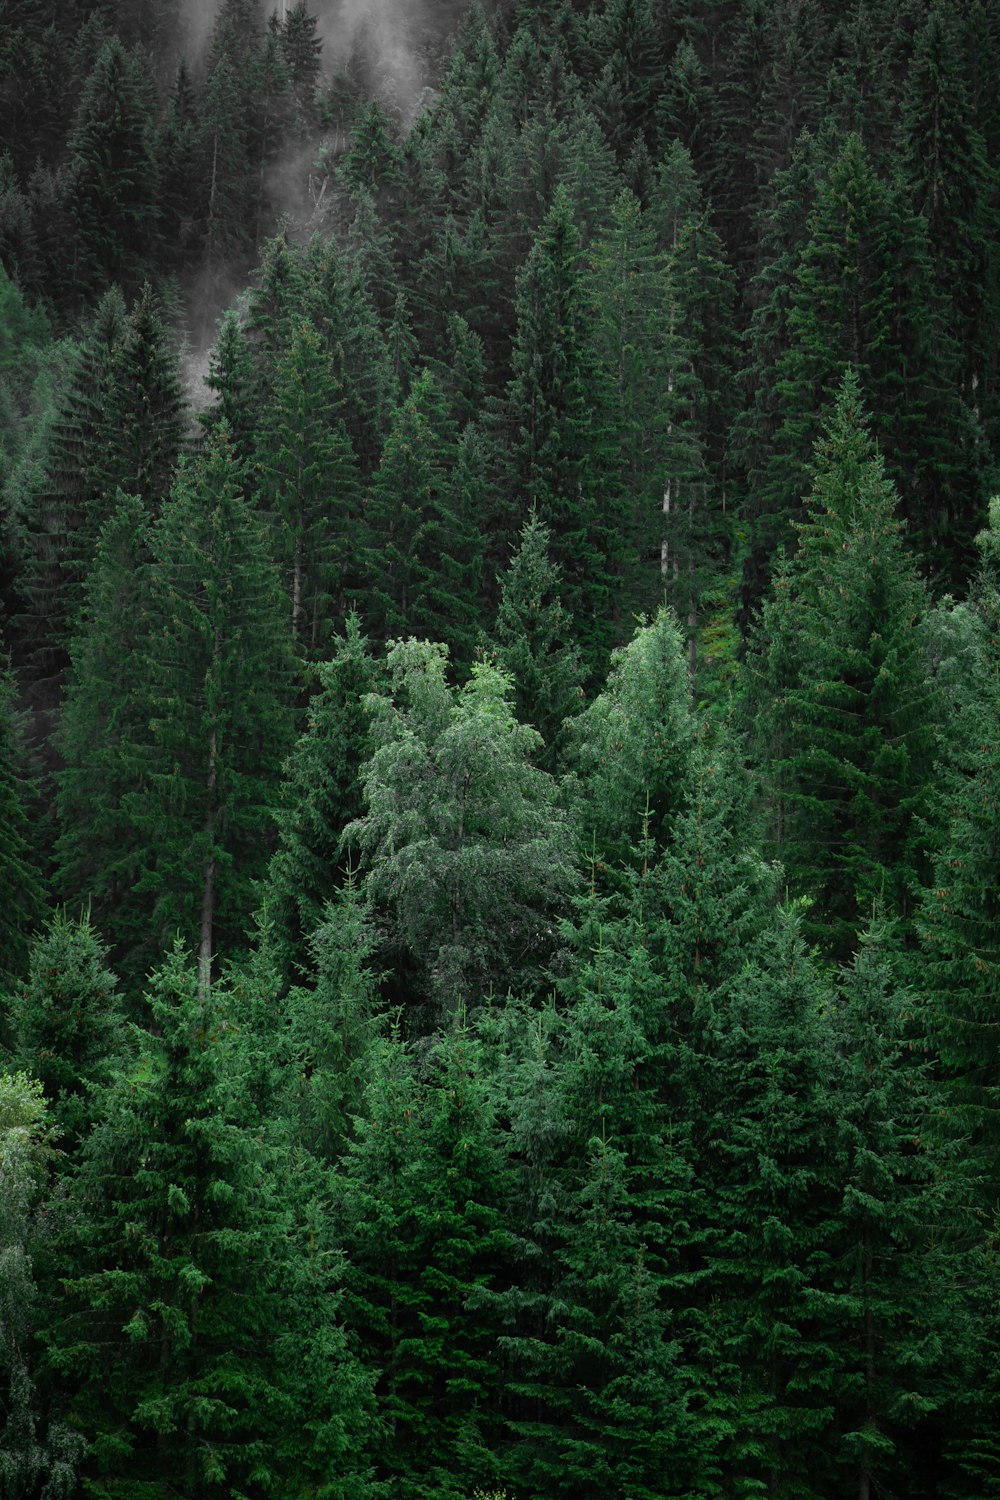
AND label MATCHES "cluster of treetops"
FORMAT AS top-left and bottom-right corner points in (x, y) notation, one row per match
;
(1, 0), (1000, 1494)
